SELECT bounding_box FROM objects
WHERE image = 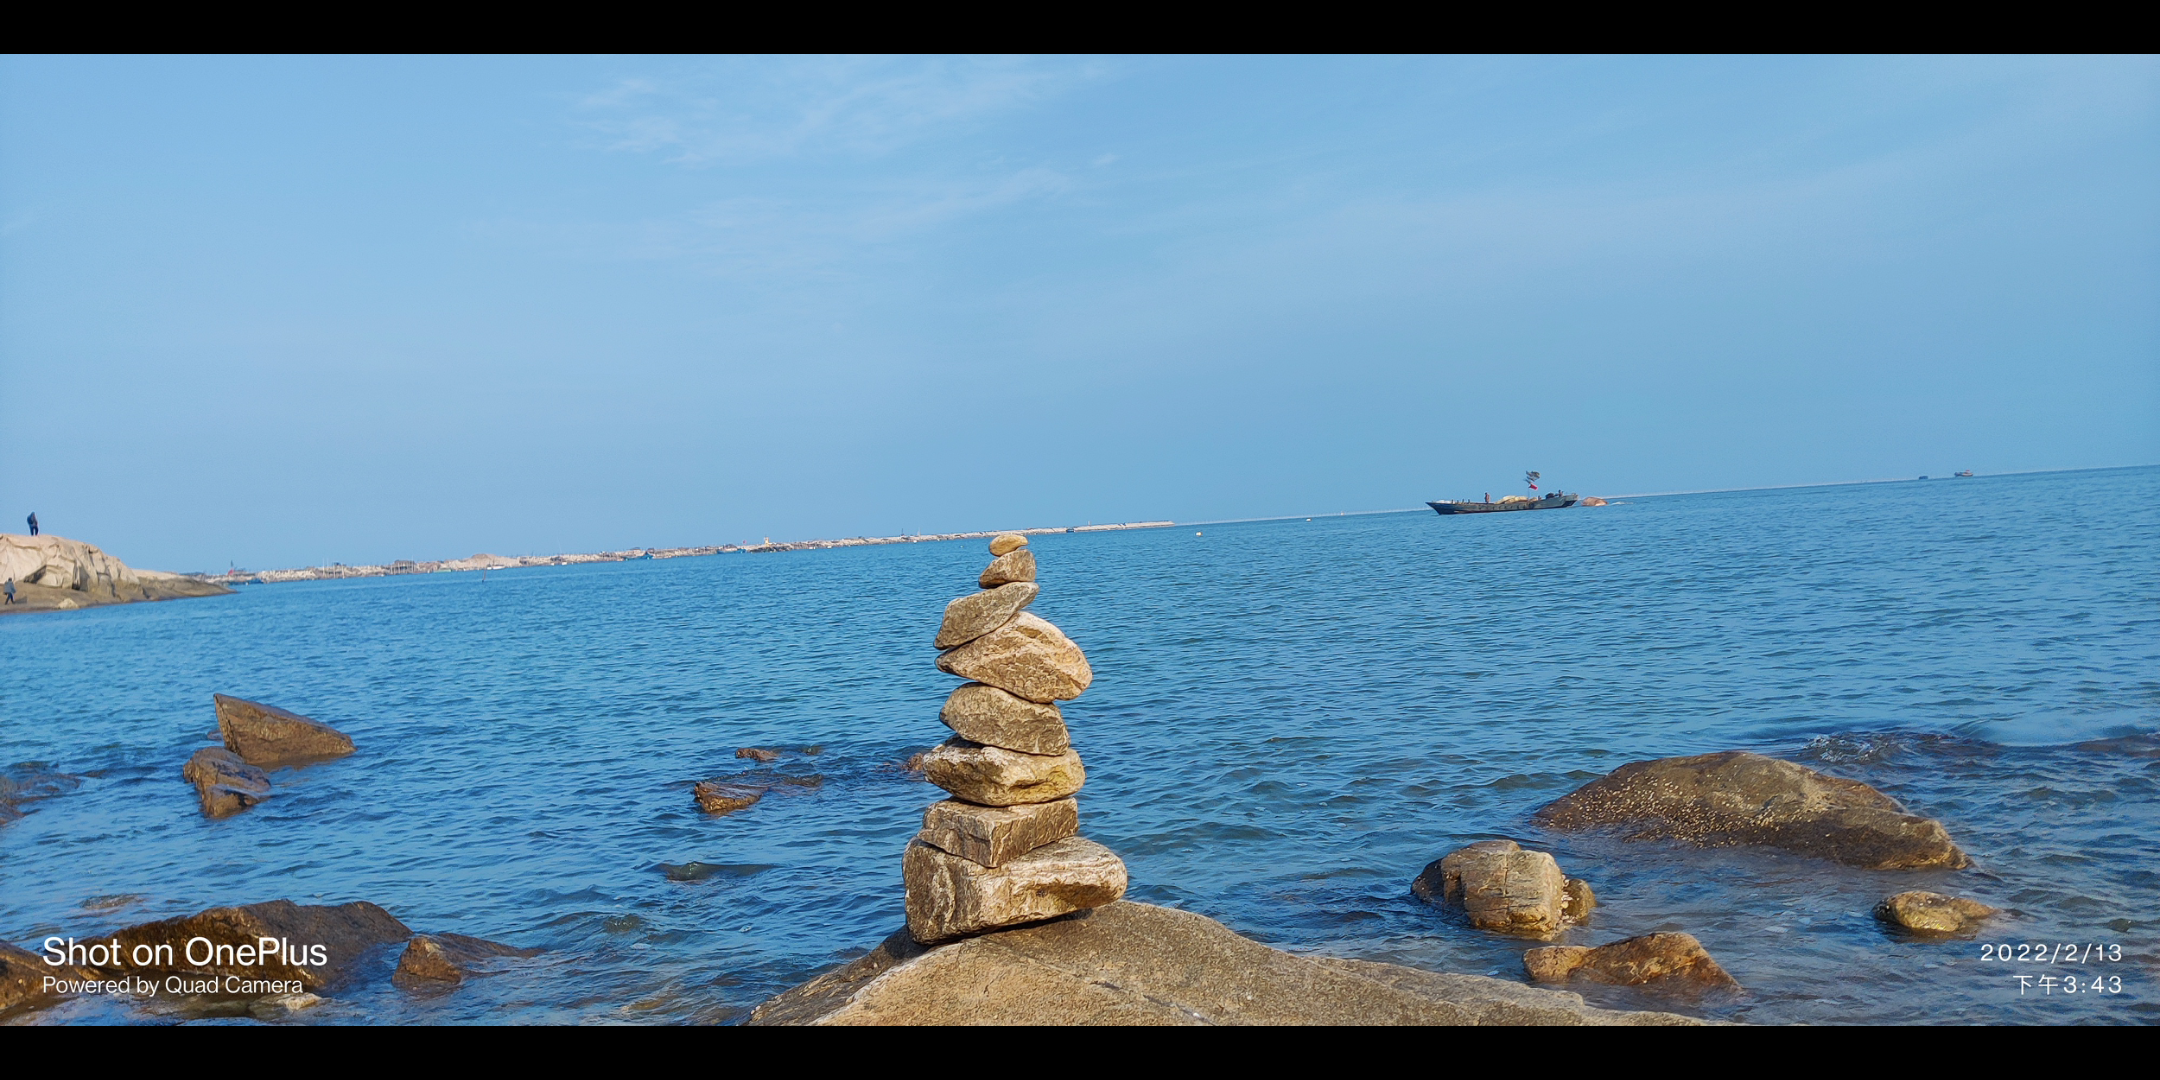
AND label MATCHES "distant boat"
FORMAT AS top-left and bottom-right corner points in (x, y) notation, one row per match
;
(1955, 470), (1974, 478)
(1428, 493), (1579, 515)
